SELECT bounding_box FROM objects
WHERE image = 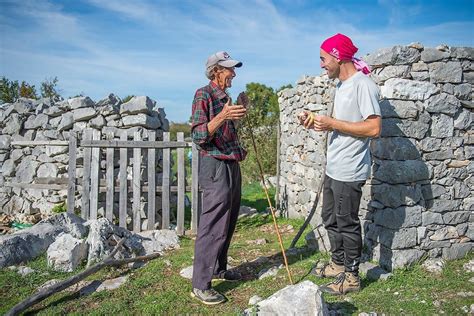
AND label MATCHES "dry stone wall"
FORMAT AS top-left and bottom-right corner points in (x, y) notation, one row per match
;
(278, 44), (473, 270)
(0, 94), (171, 230)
